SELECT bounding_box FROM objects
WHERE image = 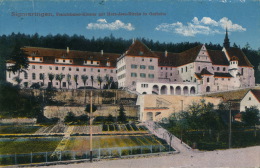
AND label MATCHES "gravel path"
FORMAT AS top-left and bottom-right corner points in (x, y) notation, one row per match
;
(37, 146), (260, 168)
